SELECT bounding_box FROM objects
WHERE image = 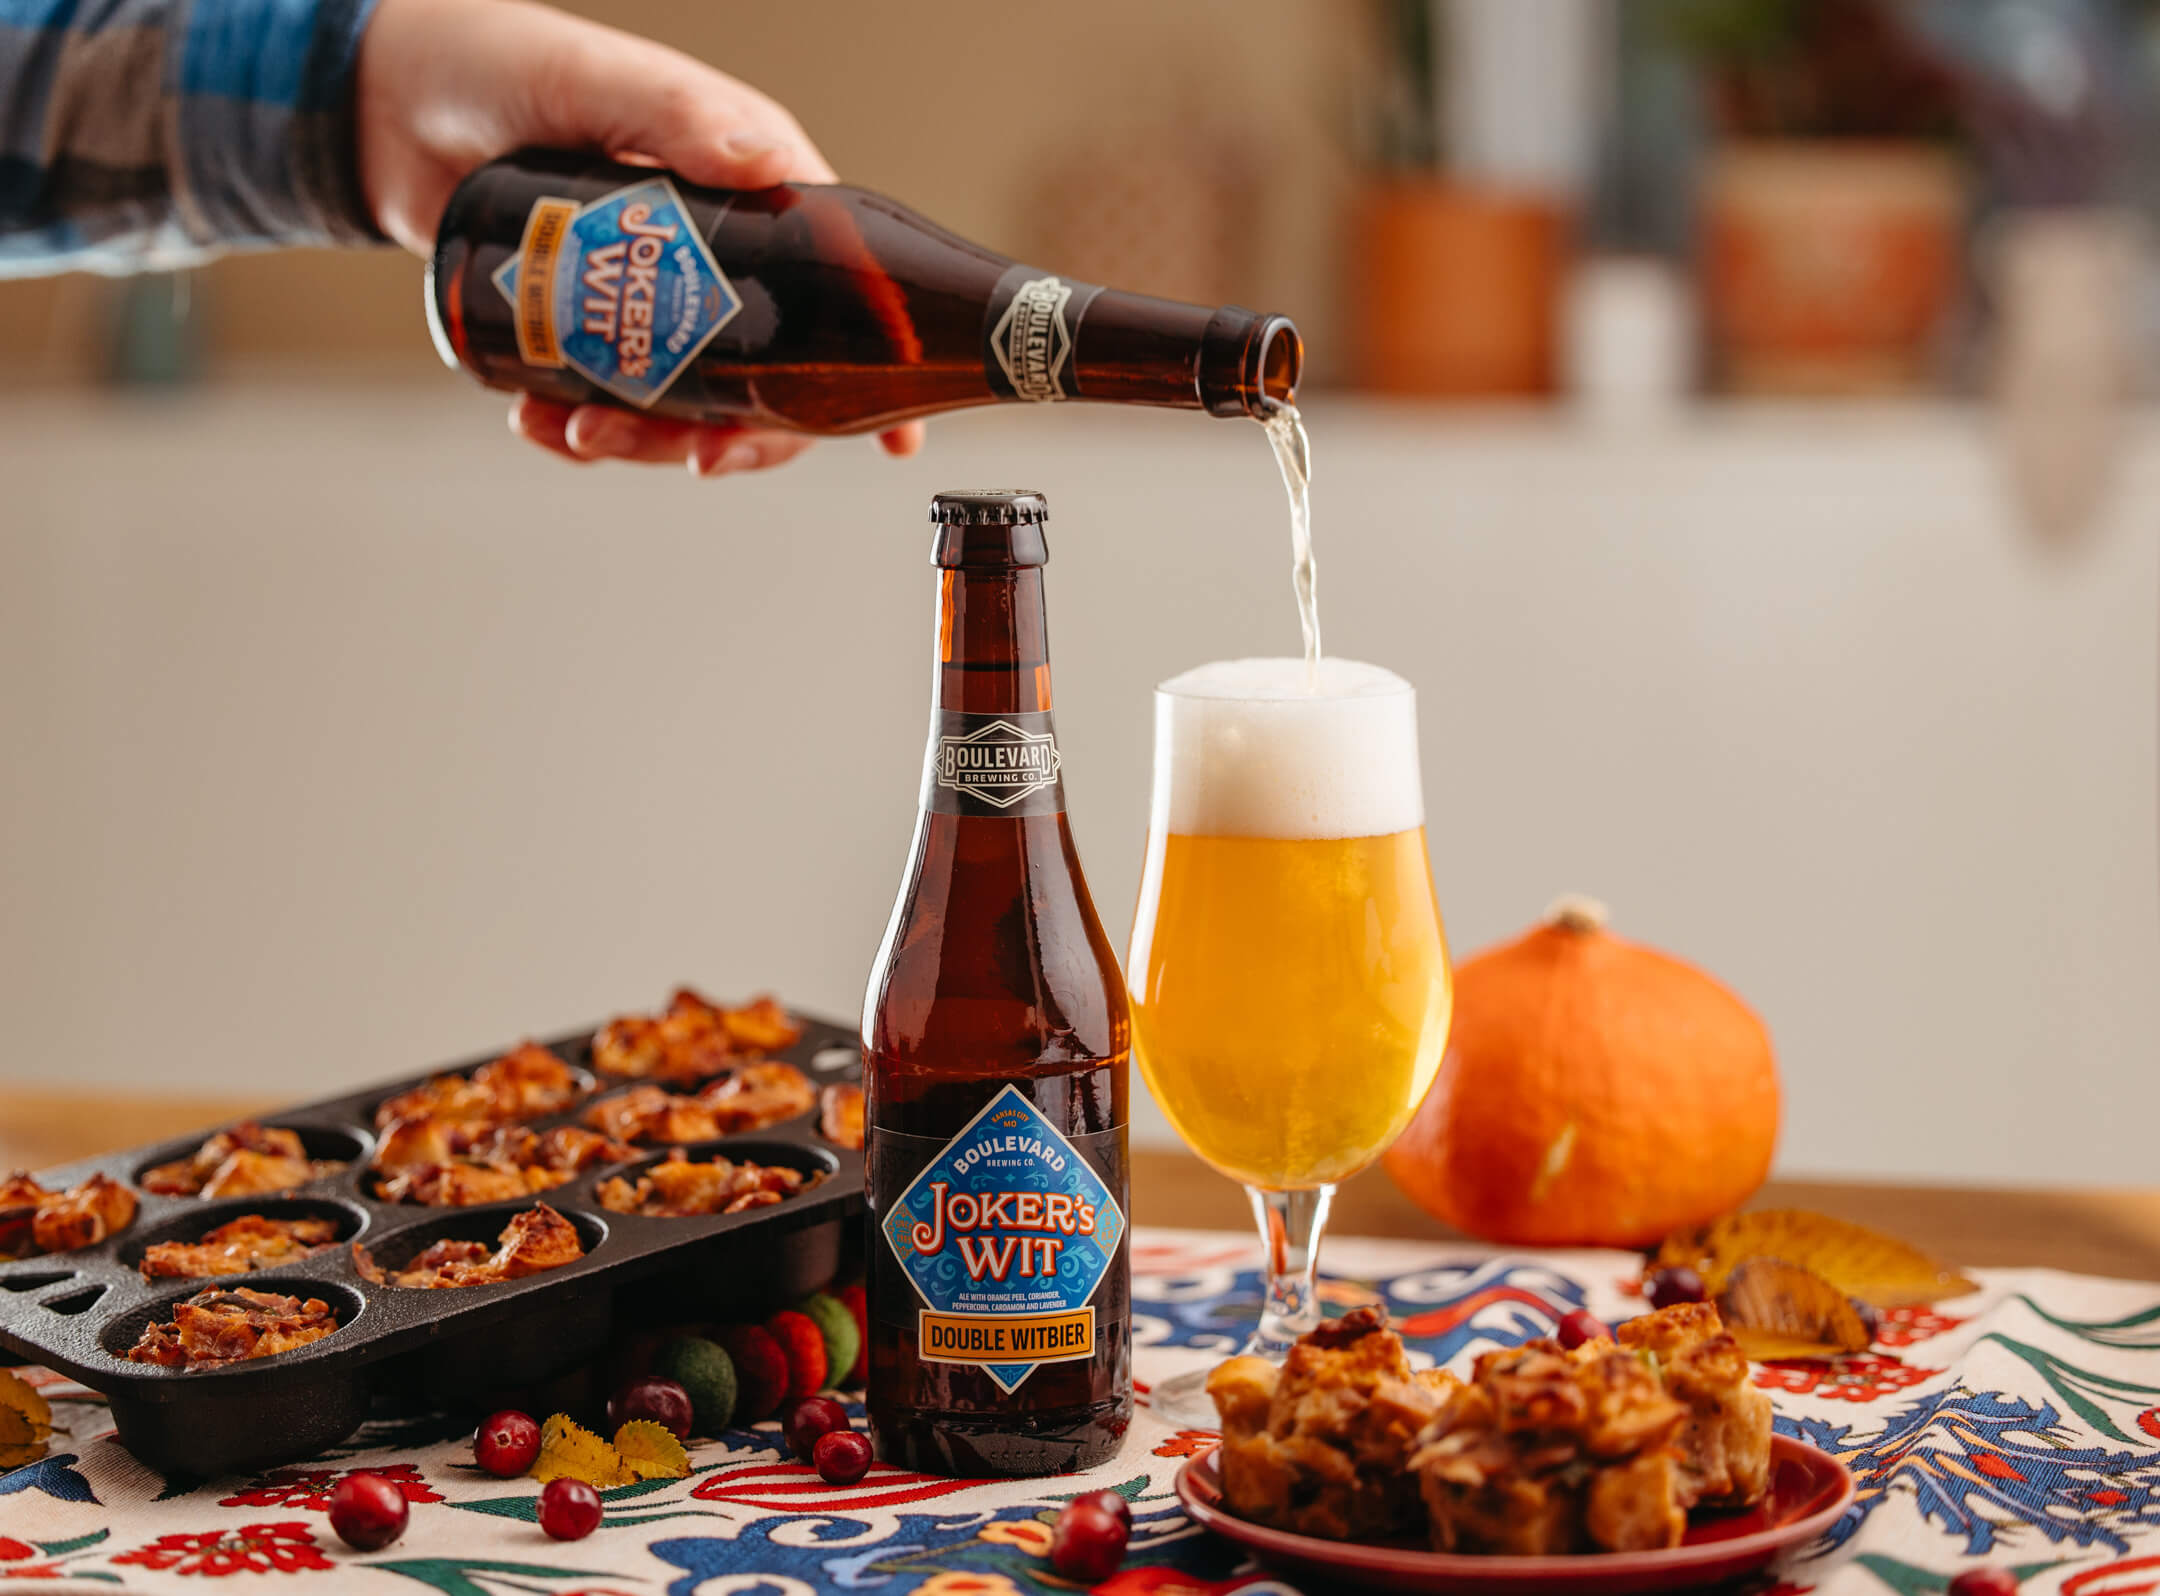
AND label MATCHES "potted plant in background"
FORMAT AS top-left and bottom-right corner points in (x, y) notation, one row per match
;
(1664, 0), (1966, 393)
